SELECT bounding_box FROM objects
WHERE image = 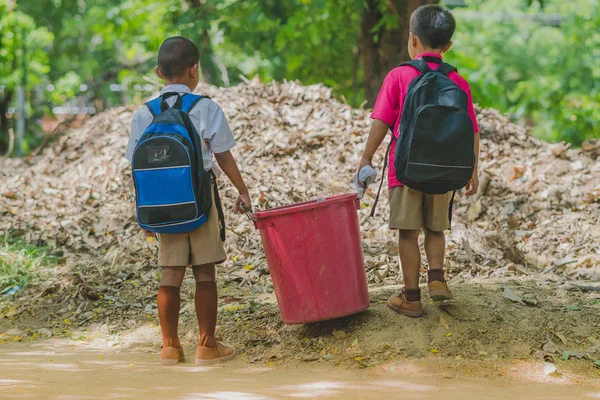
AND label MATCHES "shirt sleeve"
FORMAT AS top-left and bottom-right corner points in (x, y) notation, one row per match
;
(370, 71), (400, 127)
(207, 102), (236, 154)
(125, 110), (144, 162)
(464, 83), (479, 134)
